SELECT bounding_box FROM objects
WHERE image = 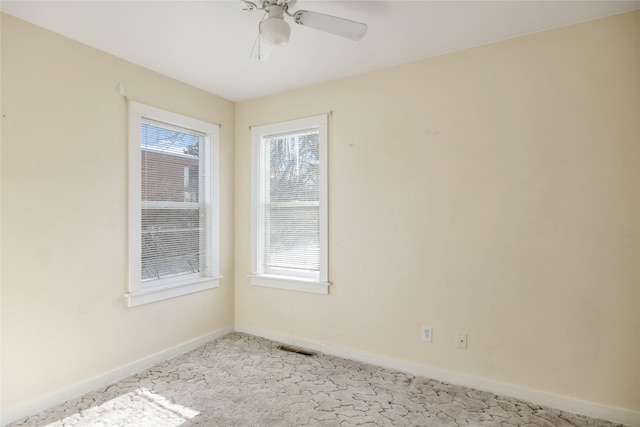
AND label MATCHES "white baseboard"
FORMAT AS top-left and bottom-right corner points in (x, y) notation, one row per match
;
(234, 325), (640, 427)
(0, 326), (234, 426)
